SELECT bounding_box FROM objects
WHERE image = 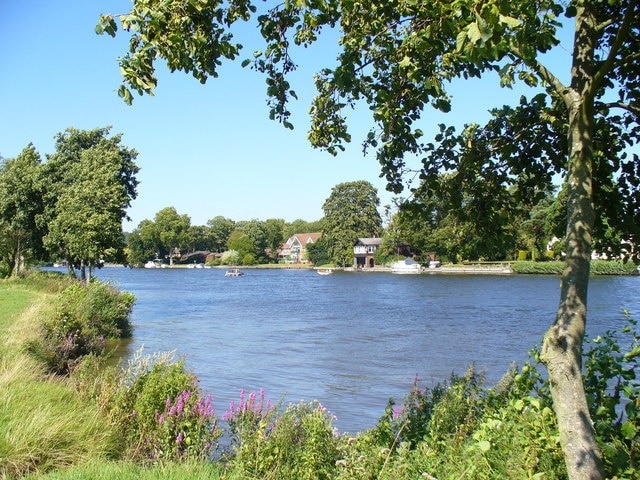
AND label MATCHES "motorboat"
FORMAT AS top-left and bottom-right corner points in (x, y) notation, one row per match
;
(391, 258), (422, 274)
(225, 268), (244, 277)
(317, 268), (334, 275)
